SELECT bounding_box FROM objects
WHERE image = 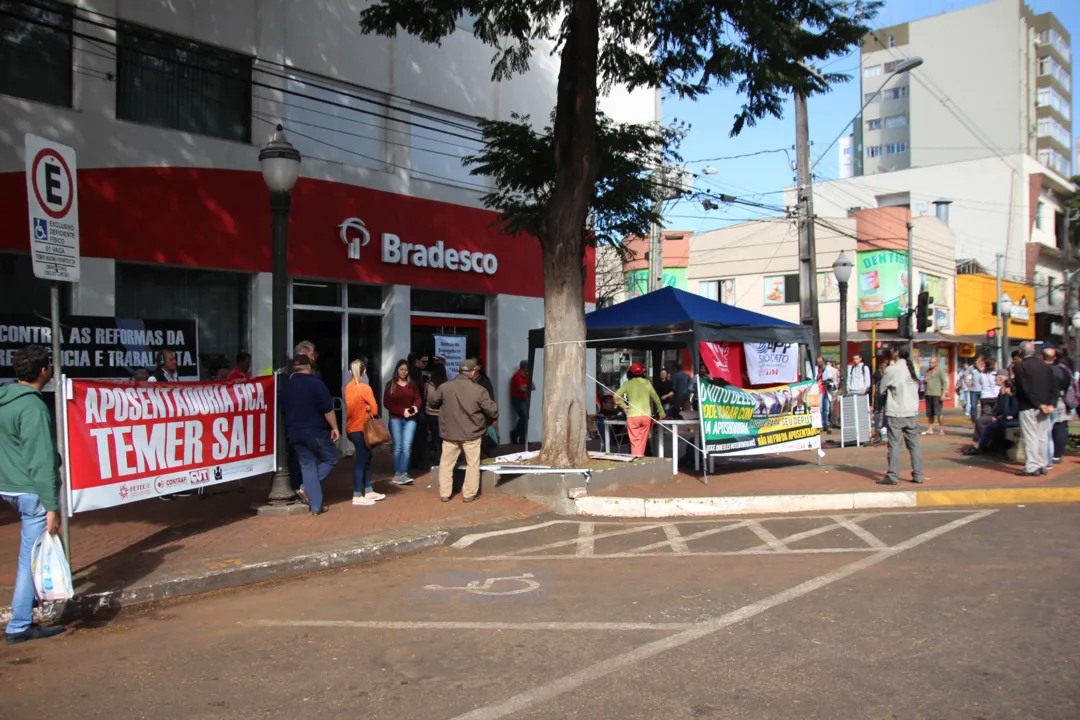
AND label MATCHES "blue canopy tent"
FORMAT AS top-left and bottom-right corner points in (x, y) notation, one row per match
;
(525, 286), (816, 432)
